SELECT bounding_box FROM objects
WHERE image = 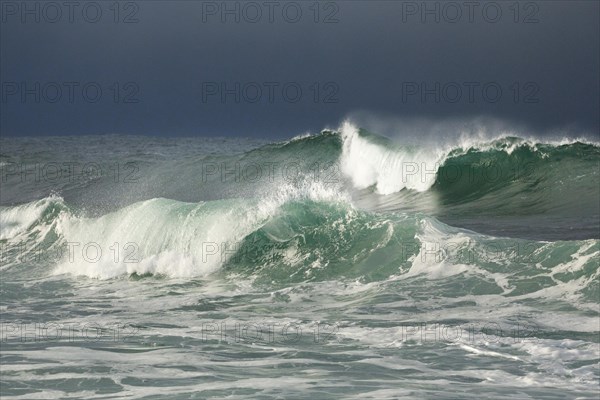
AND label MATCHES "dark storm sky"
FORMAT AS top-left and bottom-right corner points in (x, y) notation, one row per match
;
(1, 0), (599, 138)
